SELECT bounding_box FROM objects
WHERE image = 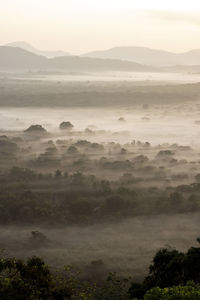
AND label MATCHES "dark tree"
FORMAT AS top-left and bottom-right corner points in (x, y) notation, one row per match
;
(59, 121), (74, 130)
